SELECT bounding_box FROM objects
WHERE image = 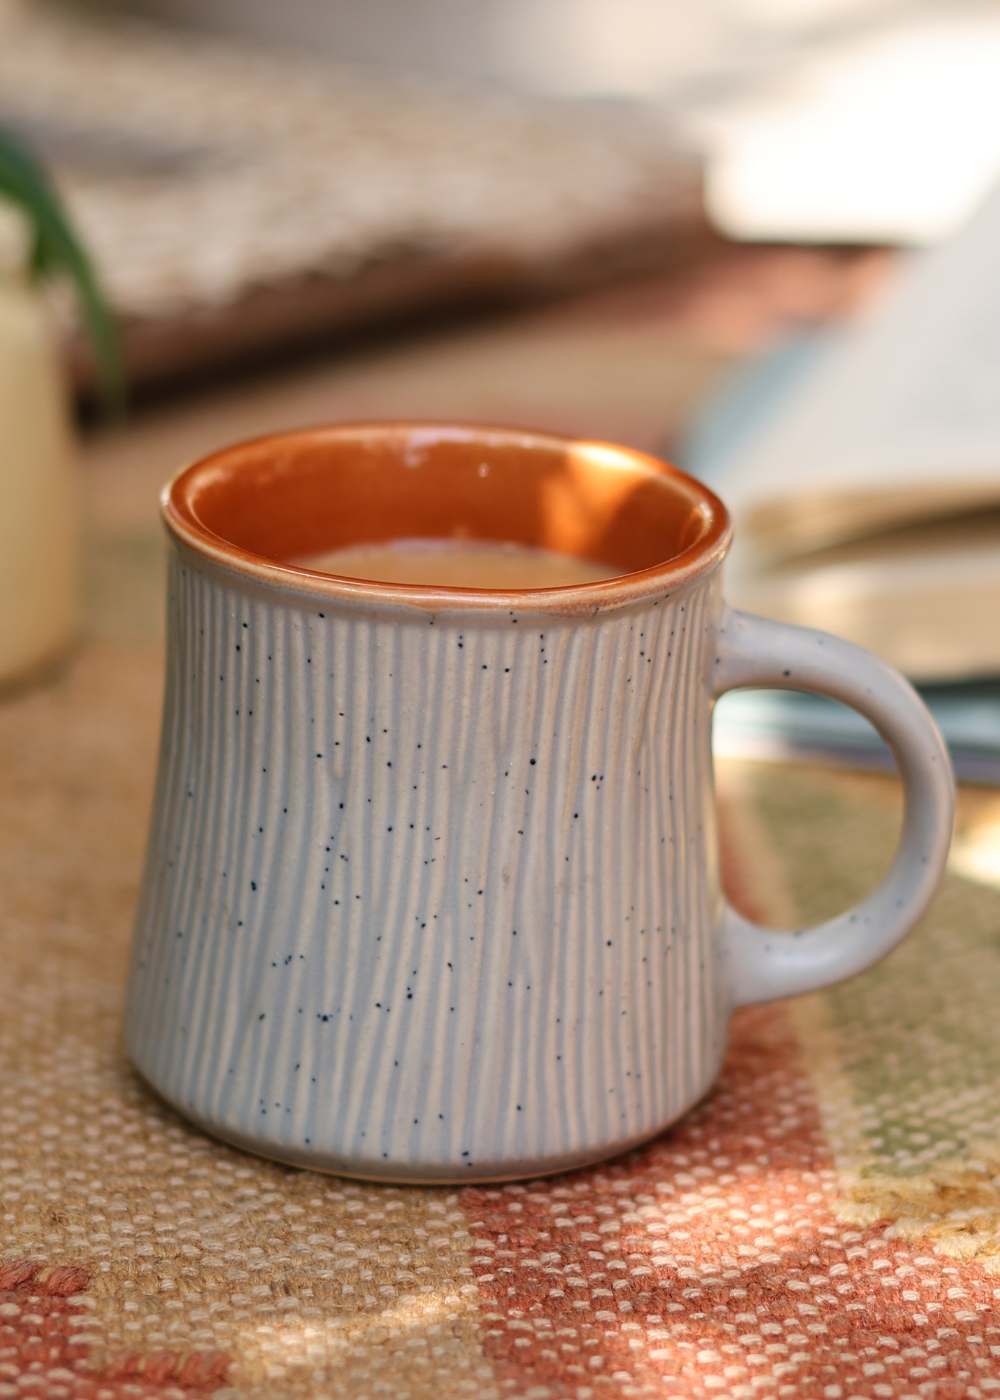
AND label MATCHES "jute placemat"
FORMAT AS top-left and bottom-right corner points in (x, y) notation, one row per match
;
(3, 471), (1000, 1400)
